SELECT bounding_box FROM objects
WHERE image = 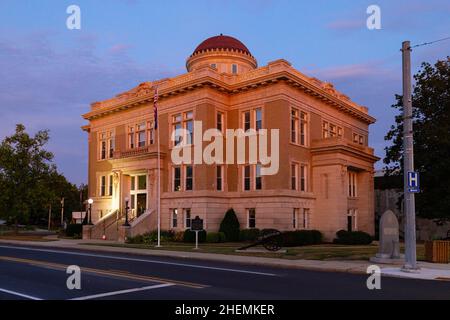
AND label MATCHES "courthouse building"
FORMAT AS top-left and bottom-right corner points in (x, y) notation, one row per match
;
(82, 35), (378, 241)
